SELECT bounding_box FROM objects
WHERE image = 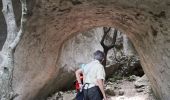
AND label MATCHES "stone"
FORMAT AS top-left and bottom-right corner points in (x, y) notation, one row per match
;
(105, 88), (116, 96)
(135, 75), (149, 89)
(62, 93), (76, 100)
(114, 85), (119, 89)
(136, 89), (144, 93)
(118, 90), (125, 96)
(128, 75), (139, 81)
